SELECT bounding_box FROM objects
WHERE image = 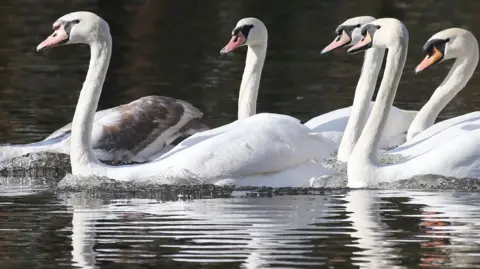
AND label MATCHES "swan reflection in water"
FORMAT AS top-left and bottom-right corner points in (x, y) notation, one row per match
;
(59, 189), (480, 268)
